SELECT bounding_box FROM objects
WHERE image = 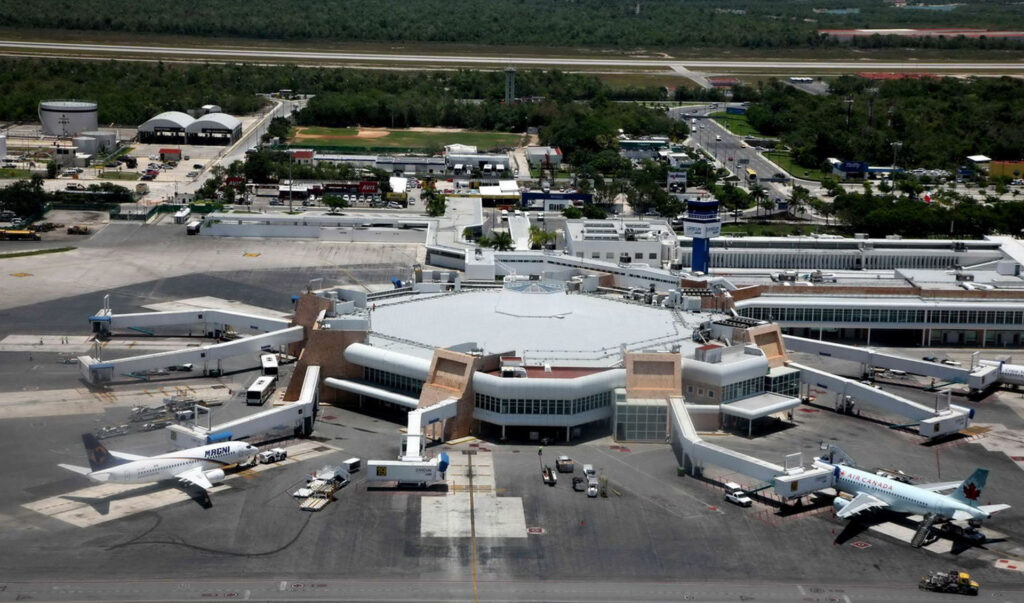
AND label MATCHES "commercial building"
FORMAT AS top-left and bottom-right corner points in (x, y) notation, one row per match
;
(563, 219), (676, 265)
(137, 111), (194, 144)
(618, 136), (671, 161)
(524, 146), (562, 169)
